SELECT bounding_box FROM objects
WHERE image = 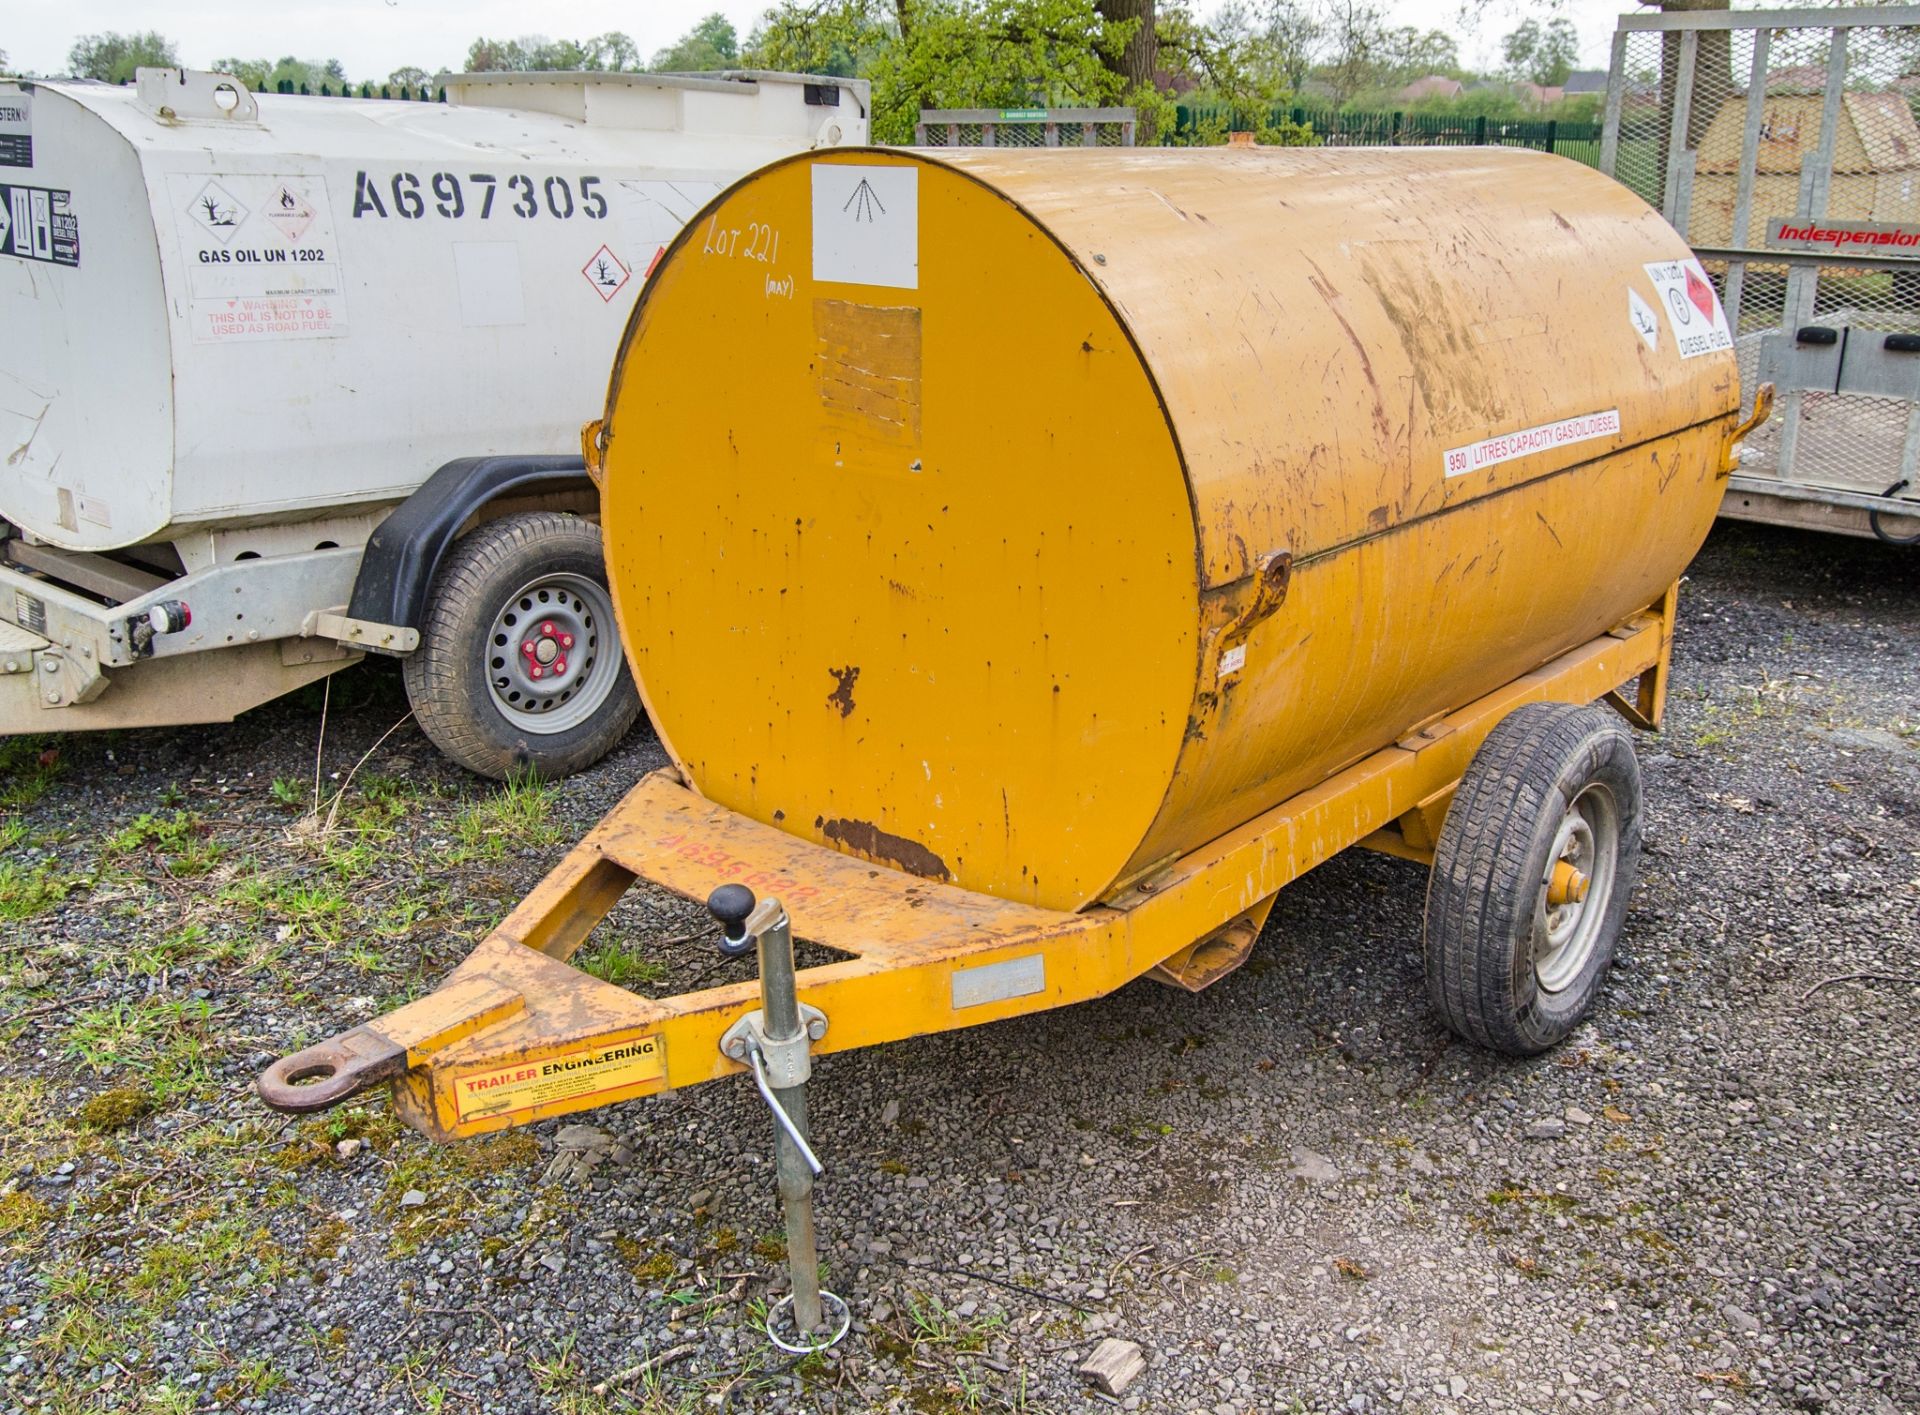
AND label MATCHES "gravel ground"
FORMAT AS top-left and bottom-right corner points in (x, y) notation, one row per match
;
(2, 519), (1916, 1415)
